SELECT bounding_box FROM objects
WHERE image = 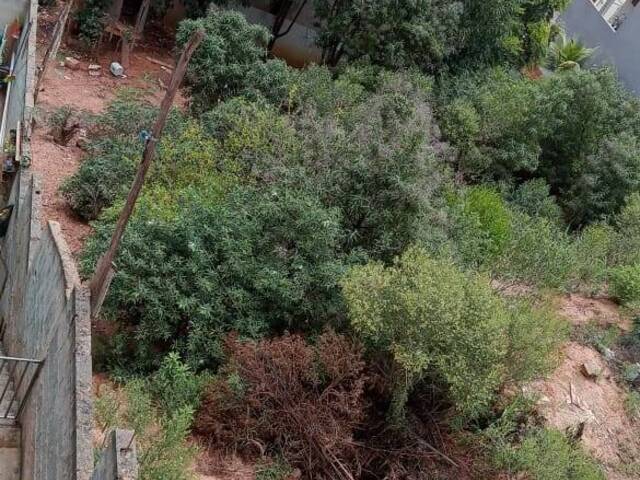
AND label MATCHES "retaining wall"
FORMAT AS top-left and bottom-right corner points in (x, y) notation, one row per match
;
(0, 170), (93, 480)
